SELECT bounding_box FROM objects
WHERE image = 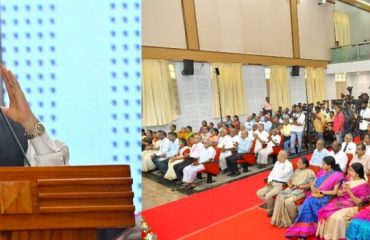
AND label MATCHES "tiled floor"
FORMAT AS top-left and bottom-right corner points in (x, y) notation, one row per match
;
(142, 177), (187, 210)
